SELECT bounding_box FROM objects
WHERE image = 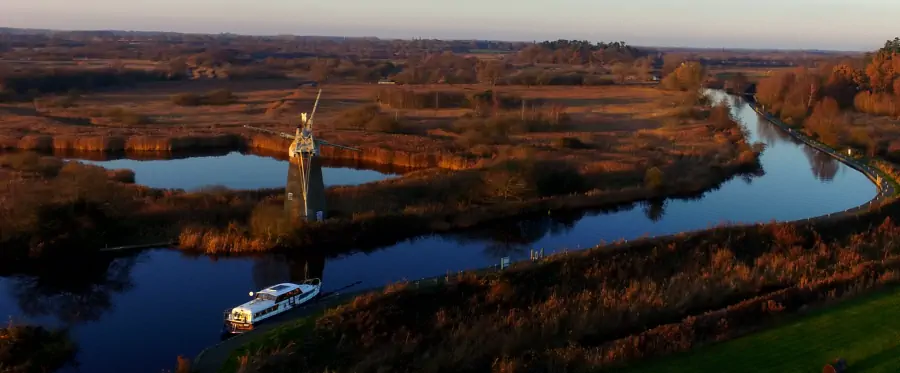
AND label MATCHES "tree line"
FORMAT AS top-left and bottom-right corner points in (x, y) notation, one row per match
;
(753, 37), (900, 158)
(0, 67), (182, 97)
